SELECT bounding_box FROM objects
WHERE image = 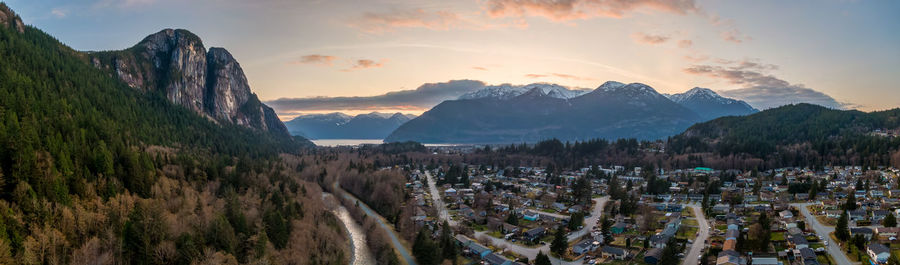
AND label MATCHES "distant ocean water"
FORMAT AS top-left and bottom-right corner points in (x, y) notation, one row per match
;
(311, 139), (384, 147)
